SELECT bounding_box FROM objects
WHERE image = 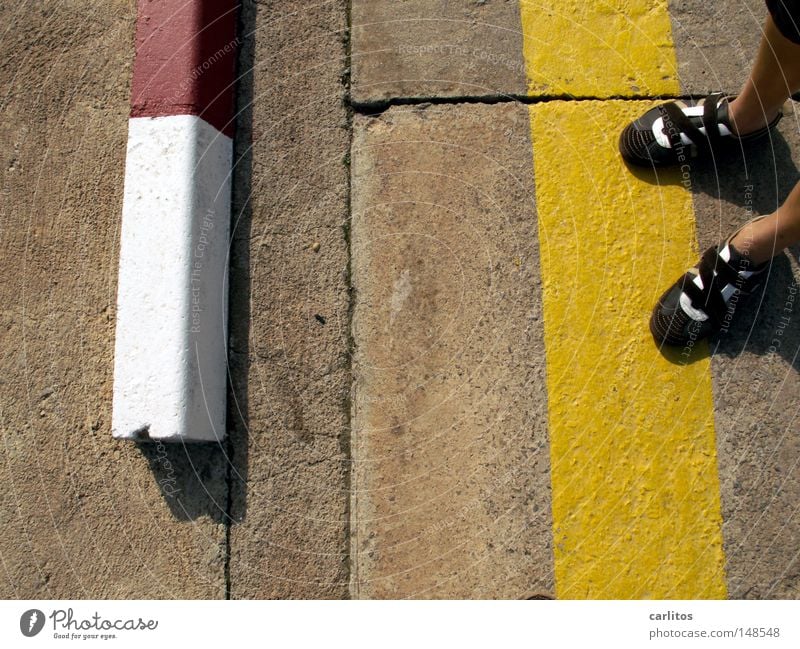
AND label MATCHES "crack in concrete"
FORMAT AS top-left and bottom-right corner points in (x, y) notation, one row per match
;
(350, 93), (709, 115)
